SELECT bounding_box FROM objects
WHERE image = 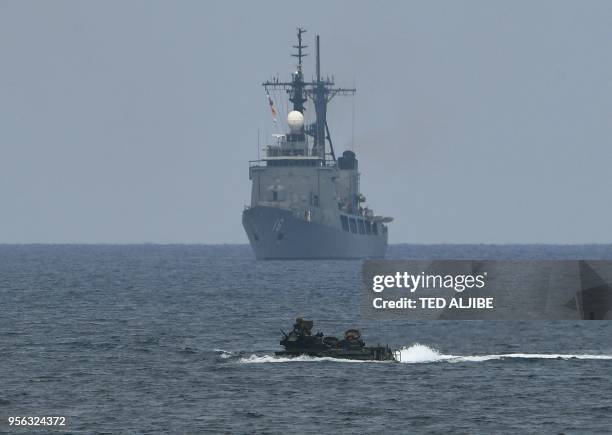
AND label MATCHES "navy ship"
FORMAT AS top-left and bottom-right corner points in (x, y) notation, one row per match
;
(243, 28), (392, 259)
